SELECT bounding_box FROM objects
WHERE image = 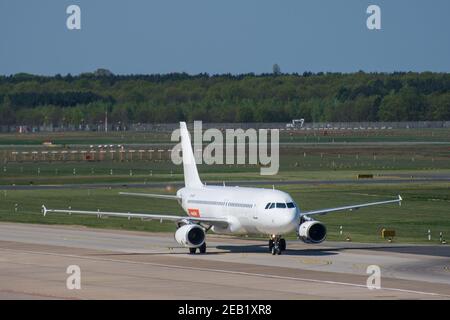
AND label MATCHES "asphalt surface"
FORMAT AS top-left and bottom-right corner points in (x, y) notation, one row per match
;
(0, 223), (449, 299)
(1, 175), (450, 191)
